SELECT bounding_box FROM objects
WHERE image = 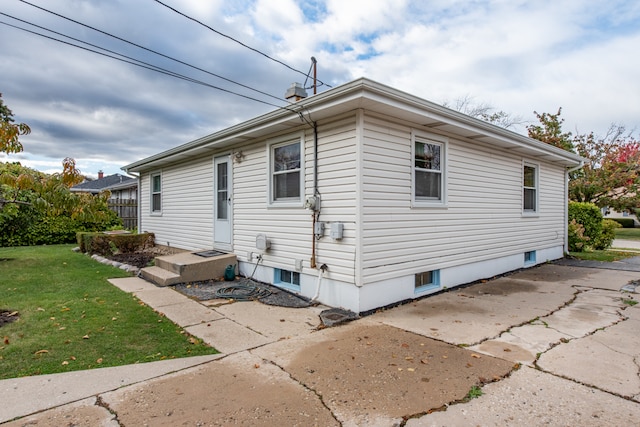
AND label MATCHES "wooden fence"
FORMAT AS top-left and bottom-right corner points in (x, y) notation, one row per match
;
(108, 199), (137, 230)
